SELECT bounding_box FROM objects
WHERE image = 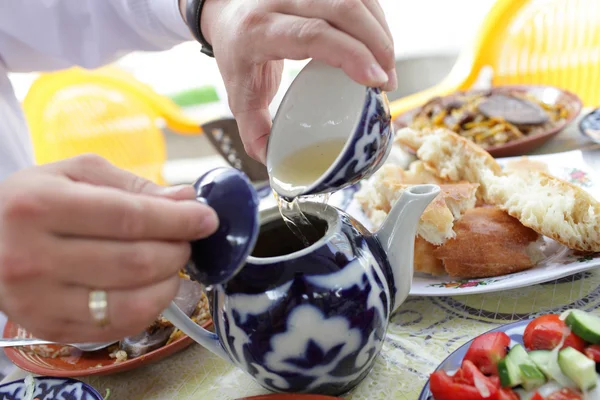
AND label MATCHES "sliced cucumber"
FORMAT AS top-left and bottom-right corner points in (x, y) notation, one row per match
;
(558, 347), (598, 391)
(529, 350), (552, 377)
(508, 345), (546, 390)
(529, 349), (579, 389)
(498, 356), (521, 388)
(565, 310), (600, 344)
